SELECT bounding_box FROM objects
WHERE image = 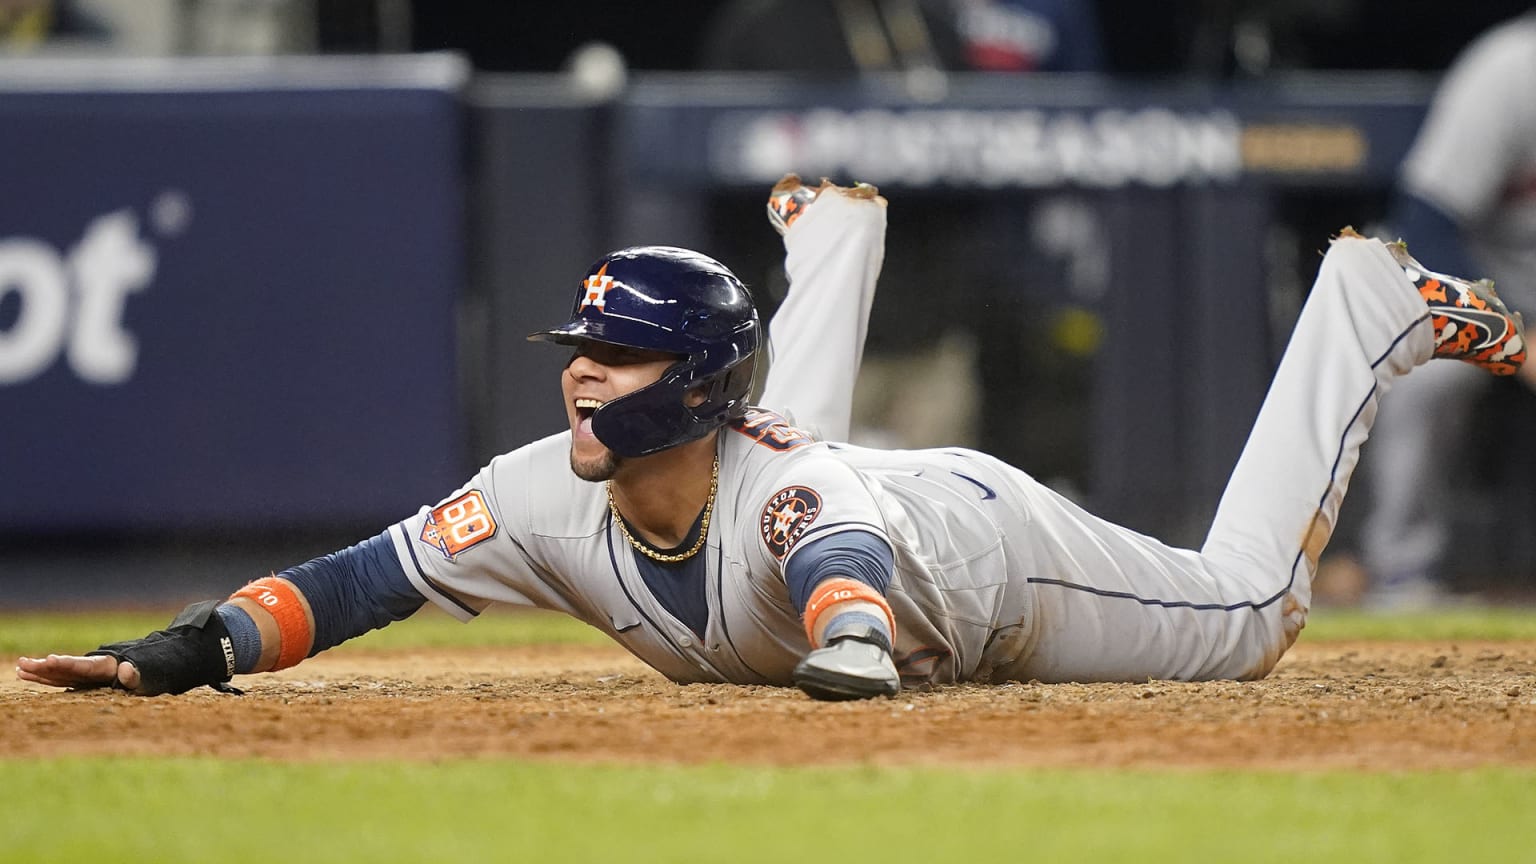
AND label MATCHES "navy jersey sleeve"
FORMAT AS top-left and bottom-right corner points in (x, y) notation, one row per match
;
(782, 529), (894, 613)
(279, 530), (426, 654)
